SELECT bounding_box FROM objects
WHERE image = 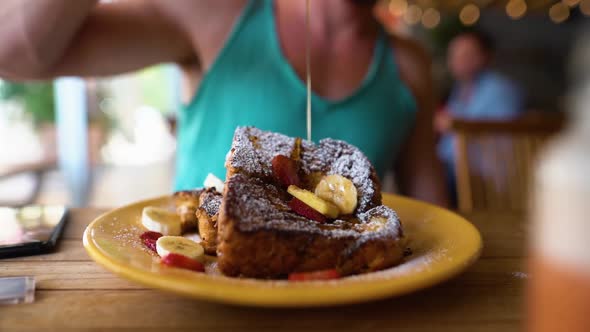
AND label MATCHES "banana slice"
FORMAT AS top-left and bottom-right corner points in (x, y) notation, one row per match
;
(287, 185), (340, 218)
(203, 173), (224, 193)
(141, 206), (182, 236)
(314, 175), (358, 215)
(156, 236), (205, 261)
